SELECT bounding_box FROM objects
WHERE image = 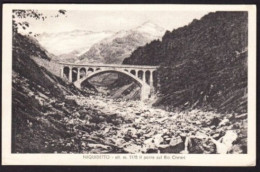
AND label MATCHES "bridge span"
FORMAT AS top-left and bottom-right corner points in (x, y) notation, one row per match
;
(59, 63), (159, 100)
